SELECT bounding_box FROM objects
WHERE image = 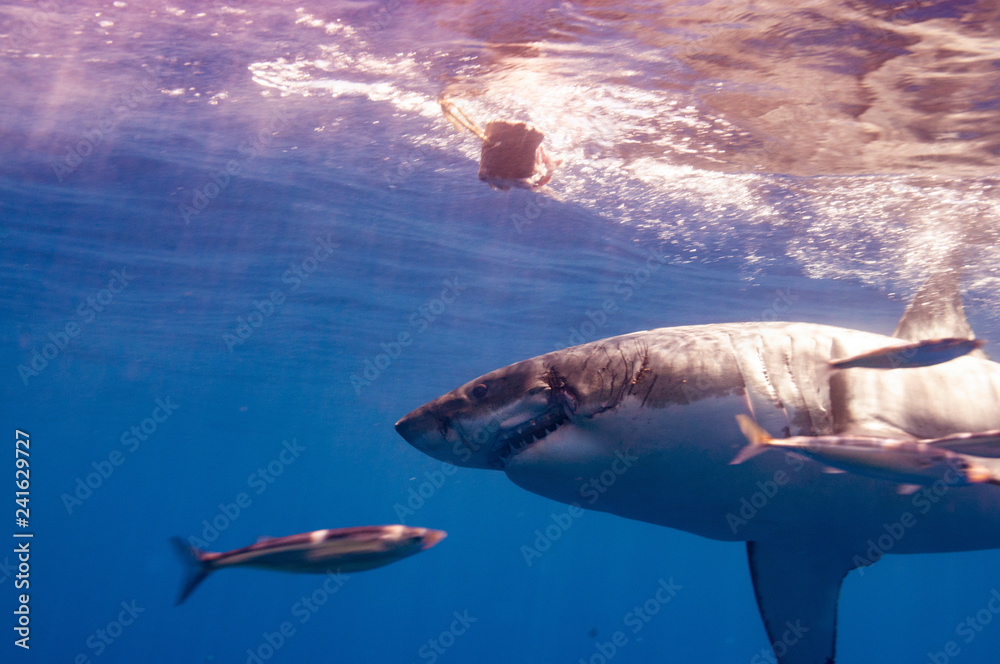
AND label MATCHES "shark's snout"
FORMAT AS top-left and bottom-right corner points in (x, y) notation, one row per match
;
(395, 407), (450, 457)
(394, 409), (433, 446)
(396, 401), (497, 468)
